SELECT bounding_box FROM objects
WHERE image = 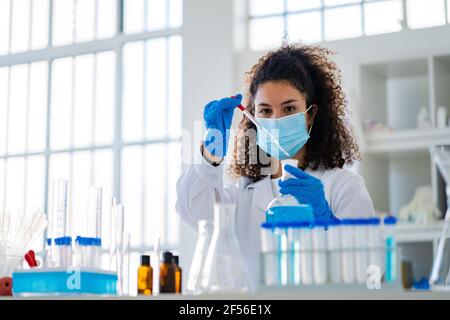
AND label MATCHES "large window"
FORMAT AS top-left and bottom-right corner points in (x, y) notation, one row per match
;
(248, 0), (450, 50)
(0, 0), (182, 283)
